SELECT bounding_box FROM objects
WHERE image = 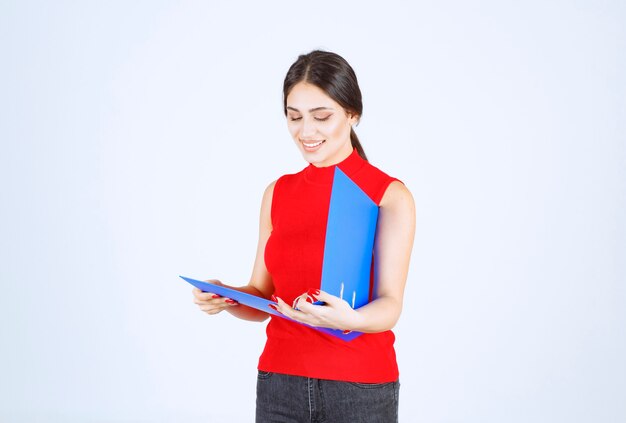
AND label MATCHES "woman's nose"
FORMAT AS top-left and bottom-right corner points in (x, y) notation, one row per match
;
(301, 118), (316, 137)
